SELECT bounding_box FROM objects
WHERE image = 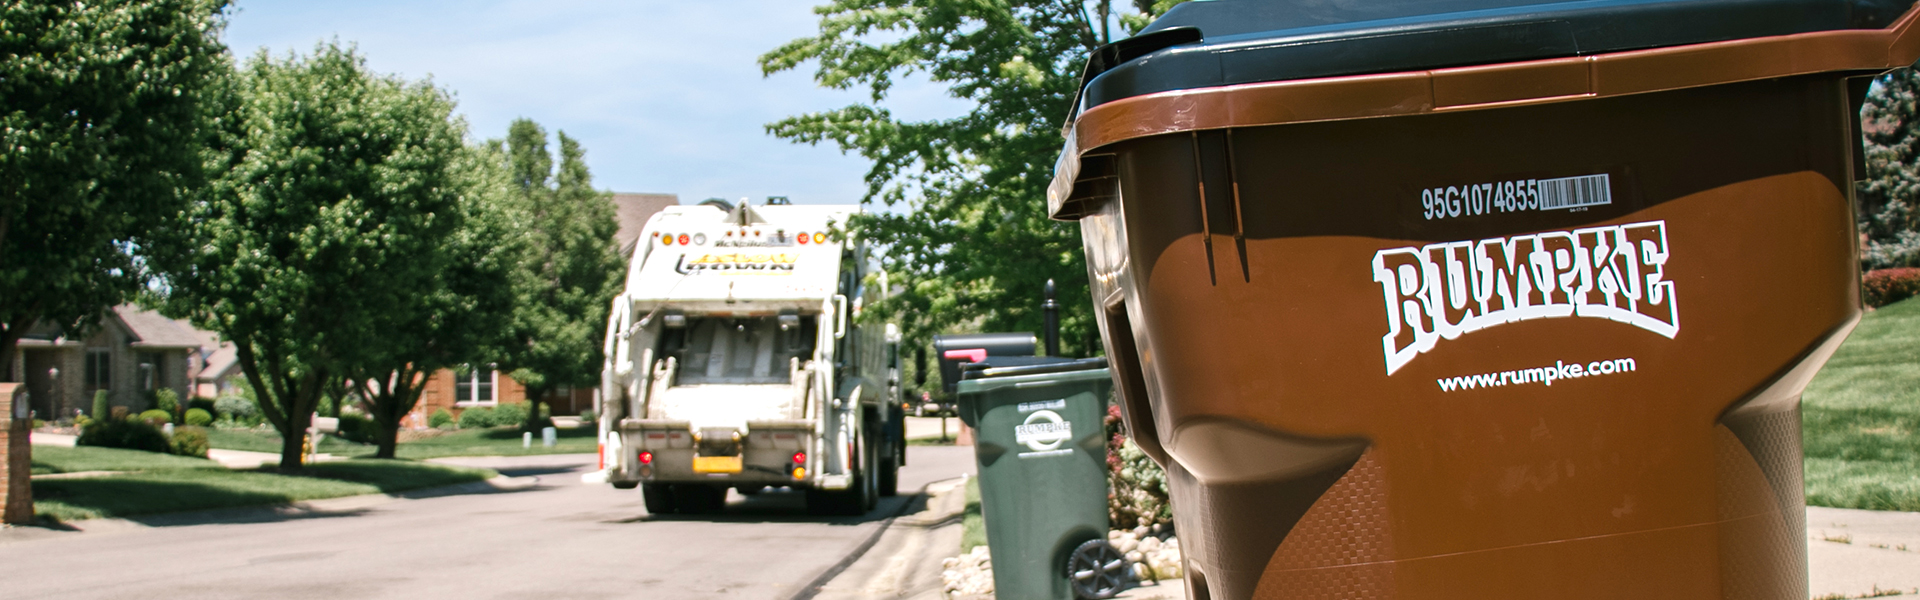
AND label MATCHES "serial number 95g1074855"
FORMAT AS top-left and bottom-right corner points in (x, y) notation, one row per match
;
(1422, 174), (1612, 221)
